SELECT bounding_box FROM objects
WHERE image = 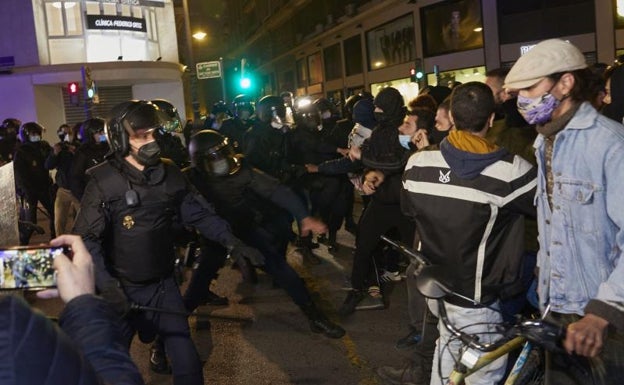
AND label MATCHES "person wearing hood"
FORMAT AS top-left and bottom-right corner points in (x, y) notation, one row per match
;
(399, 82), (537, 385)
(339, 87), (415, 315)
